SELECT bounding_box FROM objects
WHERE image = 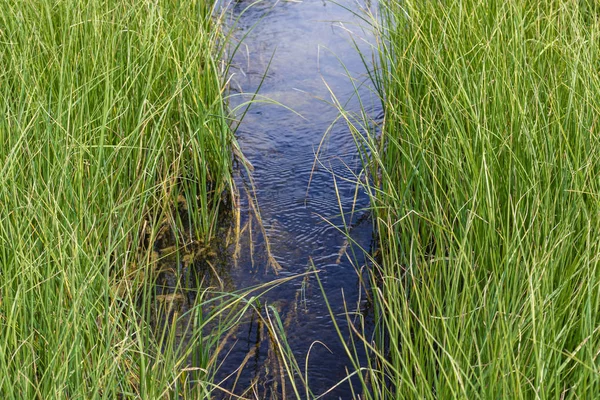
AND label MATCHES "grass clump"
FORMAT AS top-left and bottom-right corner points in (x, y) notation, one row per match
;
(354, 0), (600, 398)
(0, 0), (235, 397)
